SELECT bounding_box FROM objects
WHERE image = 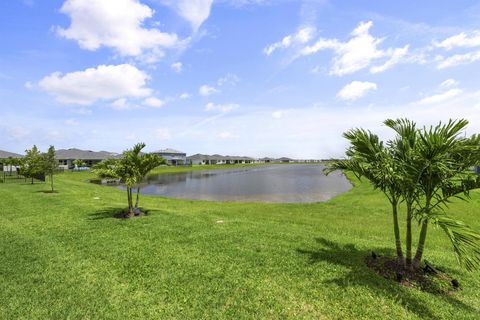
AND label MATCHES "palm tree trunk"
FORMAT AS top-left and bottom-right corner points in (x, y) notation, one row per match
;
(413, 219), (428, 269)
(392, 201), (404, 265)
(135, 186), (140, 208)
(127, 187), (134, 216)
(406, 202), (413, 269)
